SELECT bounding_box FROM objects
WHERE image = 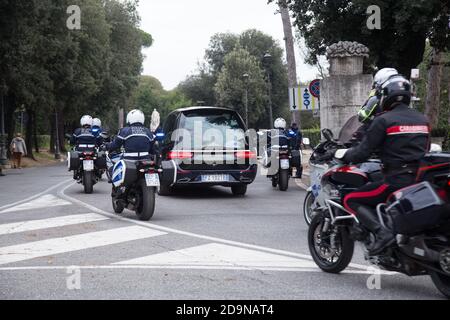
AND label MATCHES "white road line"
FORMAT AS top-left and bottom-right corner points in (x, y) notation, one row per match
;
(58, 182), (372, 271)
(0, 265), (397, 275)
(0, 213), (109, 236)
(0, 226), (166, 265)
(115, 243), (319, 269)
(0, 179), (72, 212)
(0, 194), (72, 214)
